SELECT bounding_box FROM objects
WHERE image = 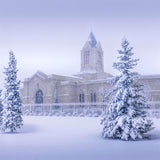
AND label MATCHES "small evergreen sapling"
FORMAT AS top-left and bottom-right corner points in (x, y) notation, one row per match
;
(2, 51), (23, 132)
(101, 39), (153, 140)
